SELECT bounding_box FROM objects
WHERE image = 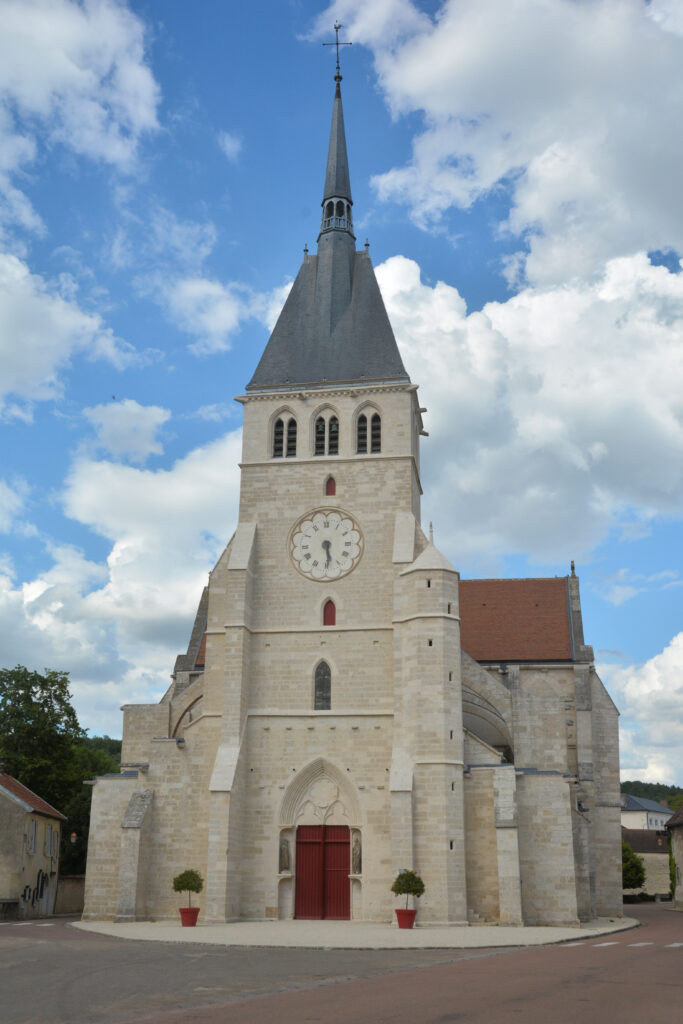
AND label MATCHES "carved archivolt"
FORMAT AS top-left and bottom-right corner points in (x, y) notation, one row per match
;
(279, 757), (362, 827)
